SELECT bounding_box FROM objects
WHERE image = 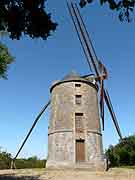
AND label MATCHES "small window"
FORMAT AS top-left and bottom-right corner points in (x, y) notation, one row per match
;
(75, 95), (82, 105)
(75, 83), (81, 87)
(75, 113), (83, 132)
